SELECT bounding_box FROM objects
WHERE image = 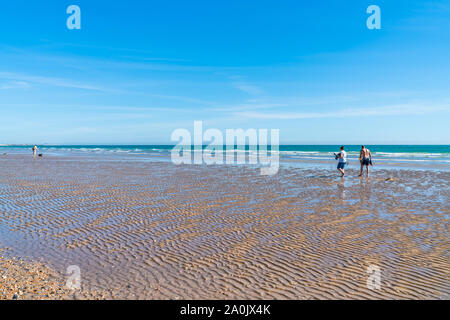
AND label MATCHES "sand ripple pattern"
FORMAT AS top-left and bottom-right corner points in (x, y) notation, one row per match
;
(0, 154), (449, 299)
